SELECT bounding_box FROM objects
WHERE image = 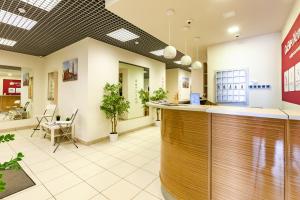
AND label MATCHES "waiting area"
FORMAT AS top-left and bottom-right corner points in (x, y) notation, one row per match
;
(0, 0), (299, 200)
